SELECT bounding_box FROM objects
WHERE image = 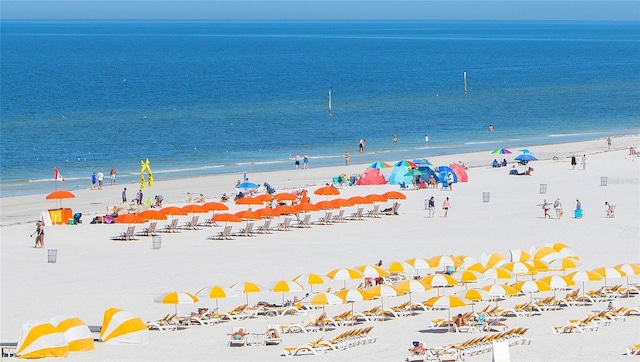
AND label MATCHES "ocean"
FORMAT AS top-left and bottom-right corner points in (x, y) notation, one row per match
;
(1, 20), (639, 197)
